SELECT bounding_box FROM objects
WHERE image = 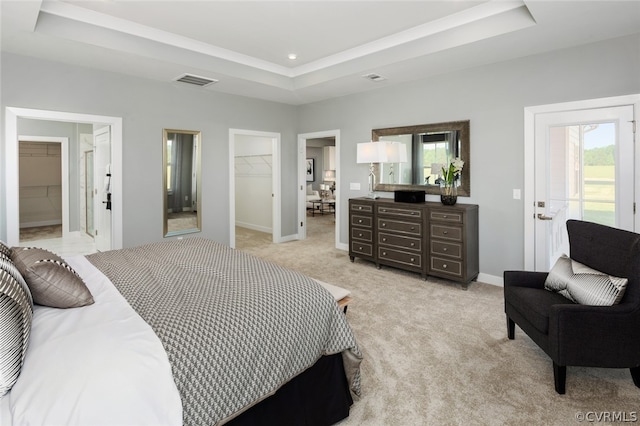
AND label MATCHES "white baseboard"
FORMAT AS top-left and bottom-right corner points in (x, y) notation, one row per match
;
(20, 220), (62, 228)
(280, 233), (298, 243)
(235, 221), (272, 234)
(477, 273), (503, 287)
